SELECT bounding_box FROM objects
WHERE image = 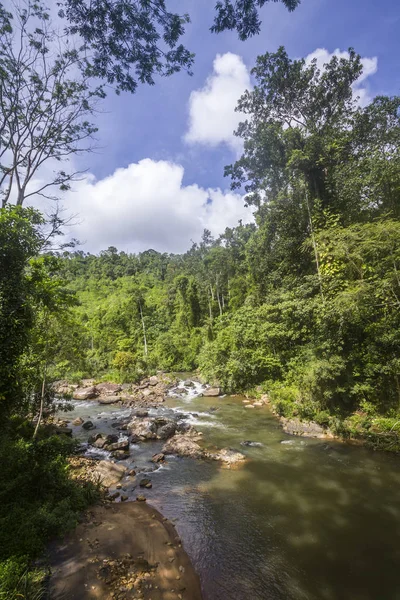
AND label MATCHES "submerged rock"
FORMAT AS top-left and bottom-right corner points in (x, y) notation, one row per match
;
(240, 441), (263, 447)
(82, 420), (95, 430)
(207, 448), (246, 464)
